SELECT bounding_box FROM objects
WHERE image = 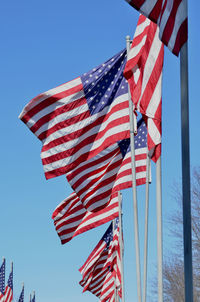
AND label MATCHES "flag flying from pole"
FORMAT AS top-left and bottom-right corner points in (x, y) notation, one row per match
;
(52, 191), (119, 245)
(31, 292), (35, 302)
(4, 268), (13, 302)
(0, 259), (5, 302)
(79, 220), (121, 302)
(124, 15), (164, 162)
(18, 286), (24, 302)
(66, 118), (148, 212)
(124, 0), (187, 56)
(19, 49), (131, 180)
